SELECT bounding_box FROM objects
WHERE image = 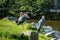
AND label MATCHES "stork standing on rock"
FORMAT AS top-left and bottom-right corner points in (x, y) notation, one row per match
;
(38, 15), (45, 32)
